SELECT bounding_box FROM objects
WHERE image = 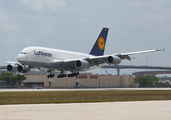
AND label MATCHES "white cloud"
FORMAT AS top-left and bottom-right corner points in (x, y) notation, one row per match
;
(0, 24), (20, 33)
(20, 0), (68, 12)
(0, 9), (20, 33)
(134, 1), (141, 5)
